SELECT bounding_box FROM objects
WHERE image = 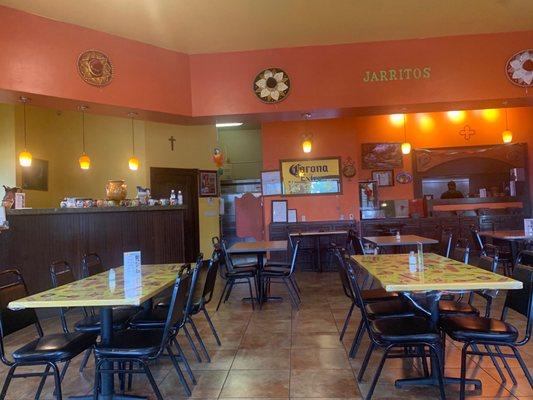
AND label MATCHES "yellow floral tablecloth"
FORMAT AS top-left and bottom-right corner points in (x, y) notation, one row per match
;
(9, 263), (186, 309)
(351, 253), (522, 292)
